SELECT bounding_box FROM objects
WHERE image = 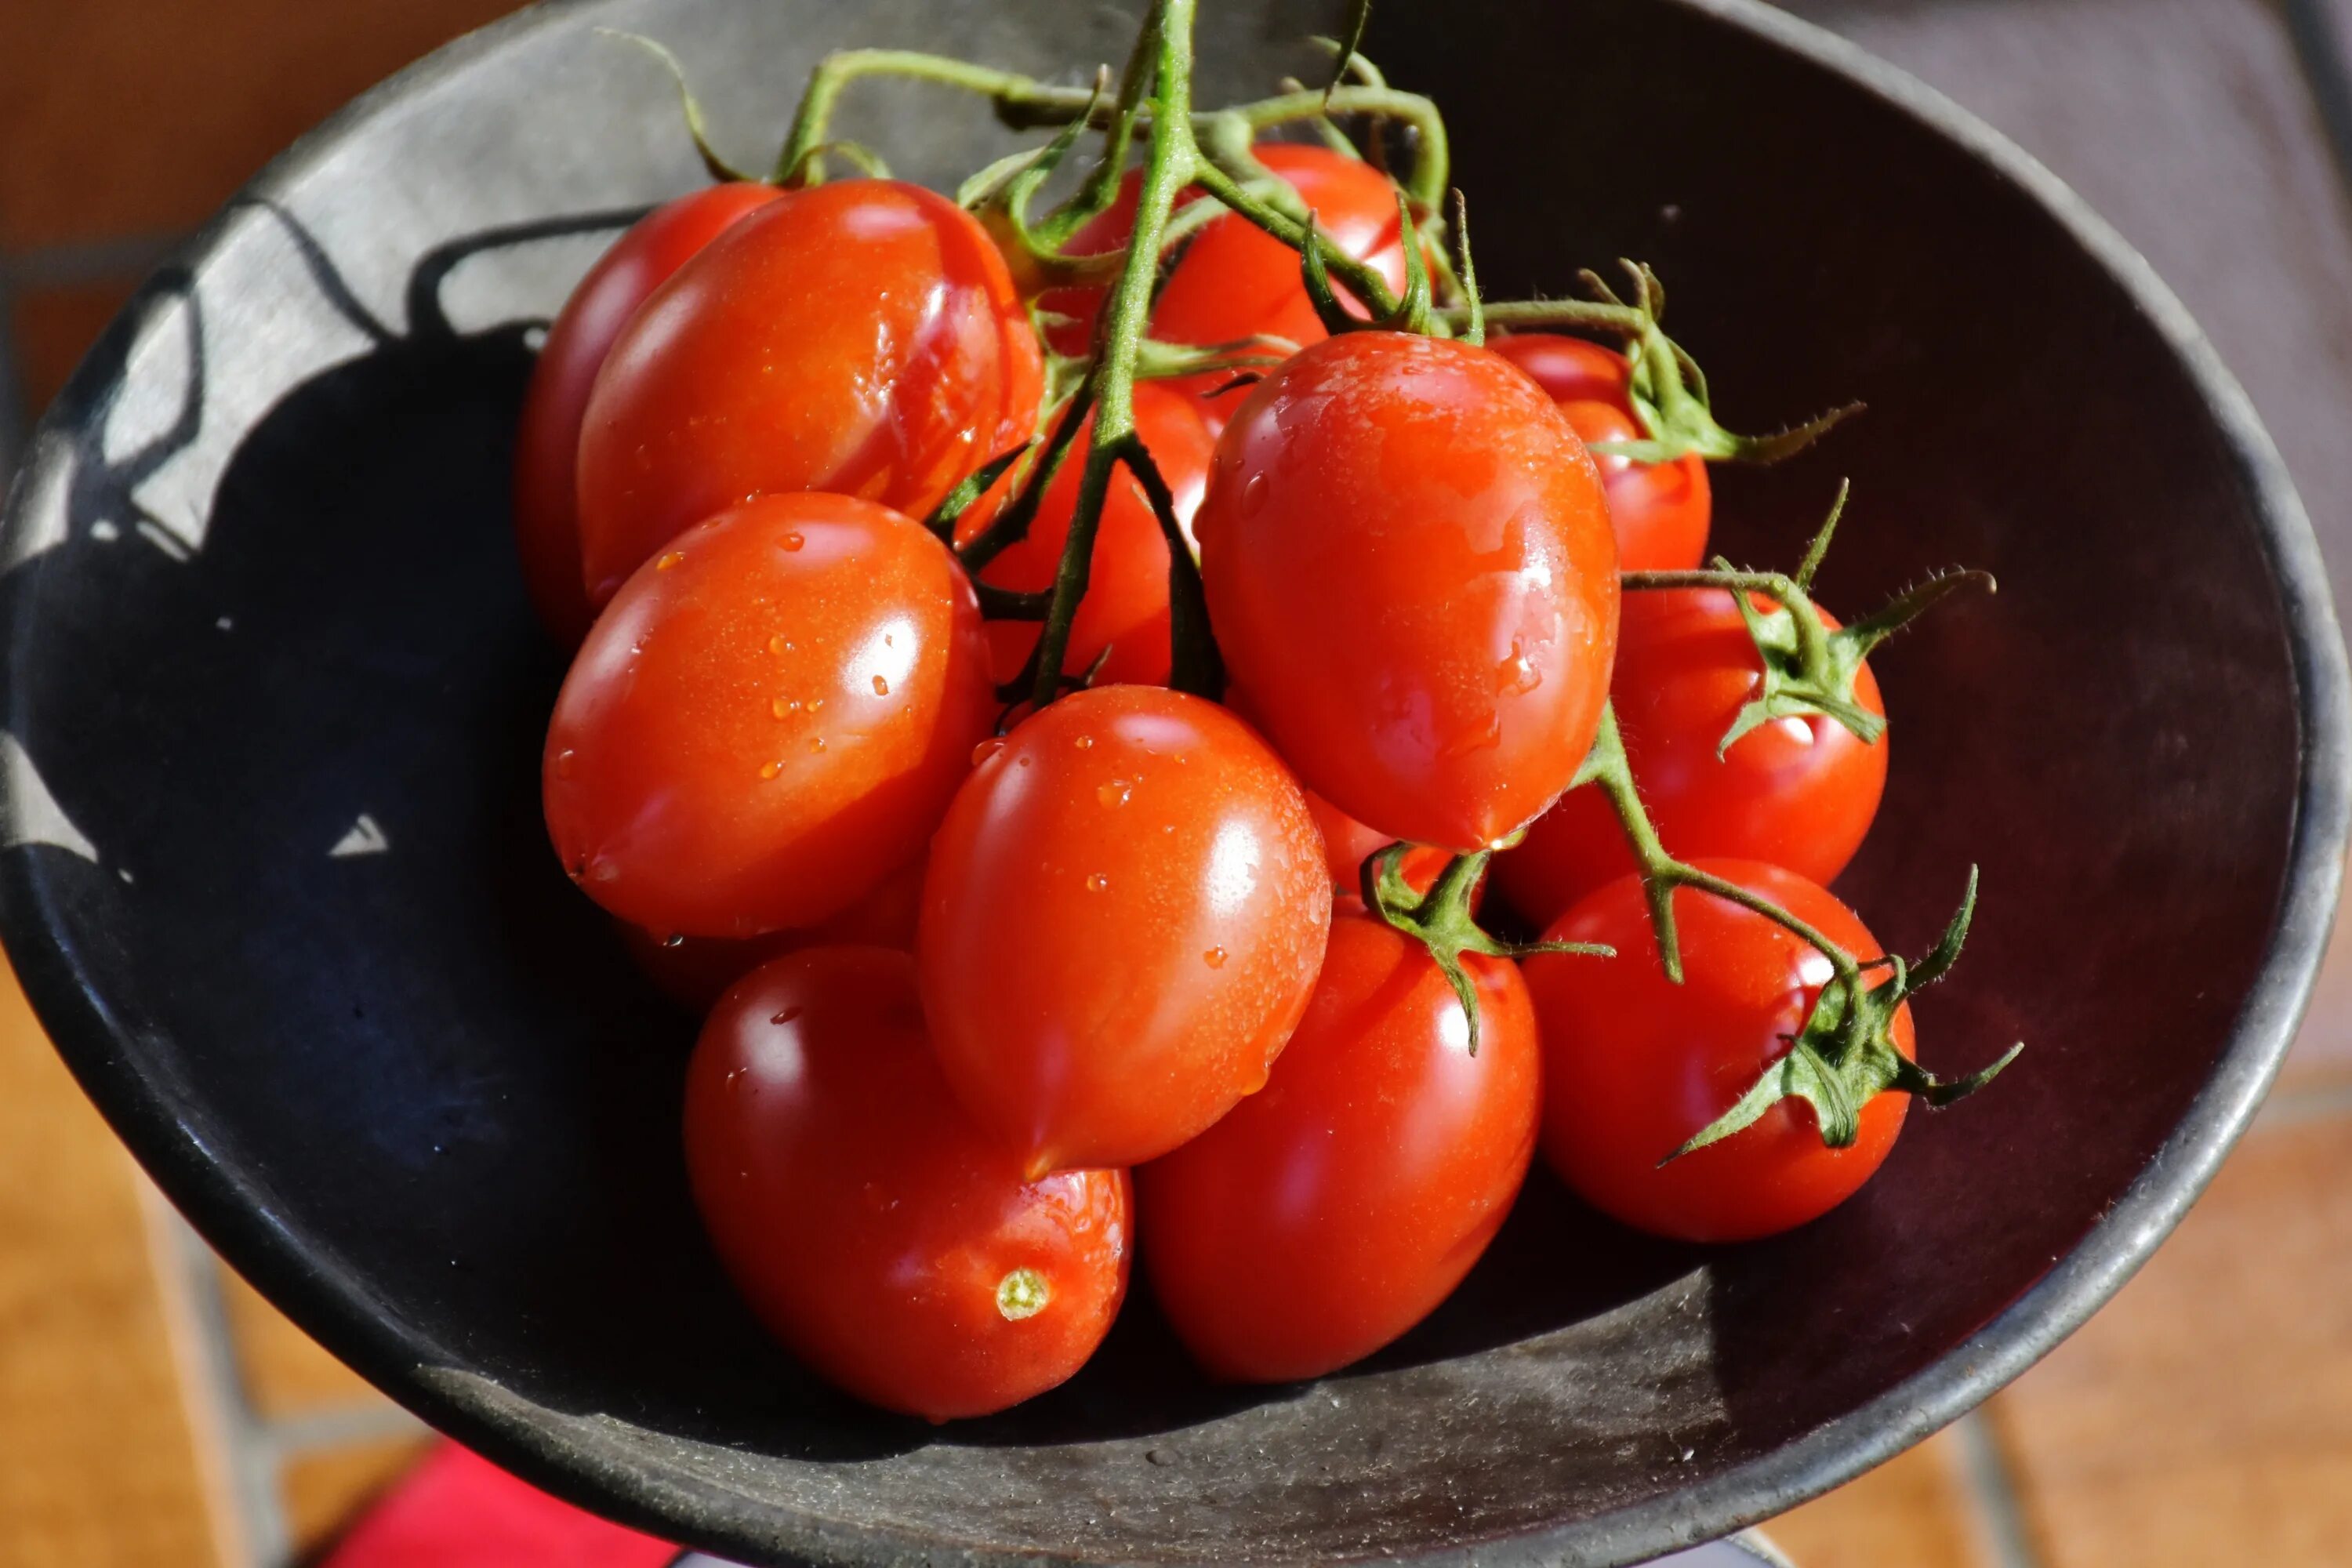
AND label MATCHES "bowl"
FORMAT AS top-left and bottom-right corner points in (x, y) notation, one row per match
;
(2, 0), (2345, 1563)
